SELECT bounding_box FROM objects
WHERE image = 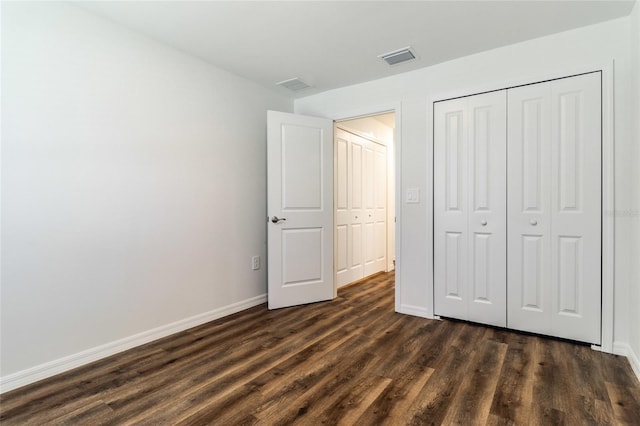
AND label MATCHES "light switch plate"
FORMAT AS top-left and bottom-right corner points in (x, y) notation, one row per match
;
(406, 188), (420, 204)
